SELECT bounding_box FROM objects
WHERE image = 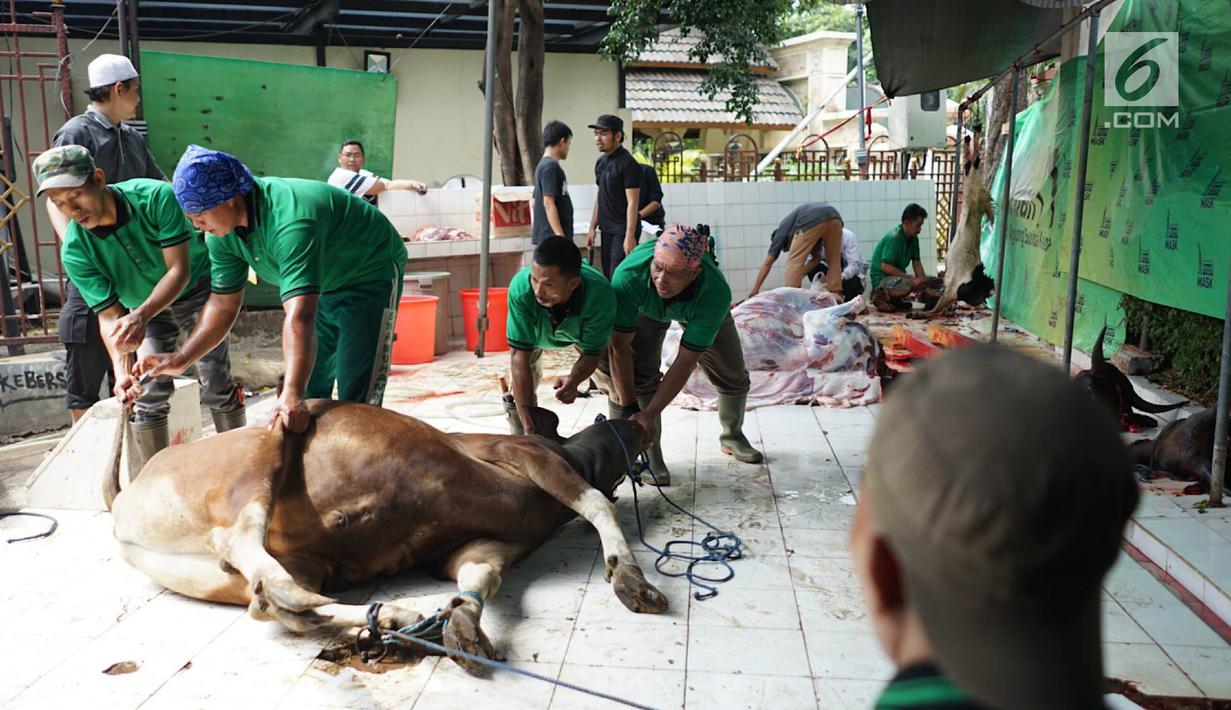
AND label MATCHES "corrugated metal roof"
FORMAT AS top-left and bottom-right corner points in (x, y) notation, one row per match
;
(633, 27), (778, 69)
(627, 70), (803, 128)
(14, 0), (659, 51)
